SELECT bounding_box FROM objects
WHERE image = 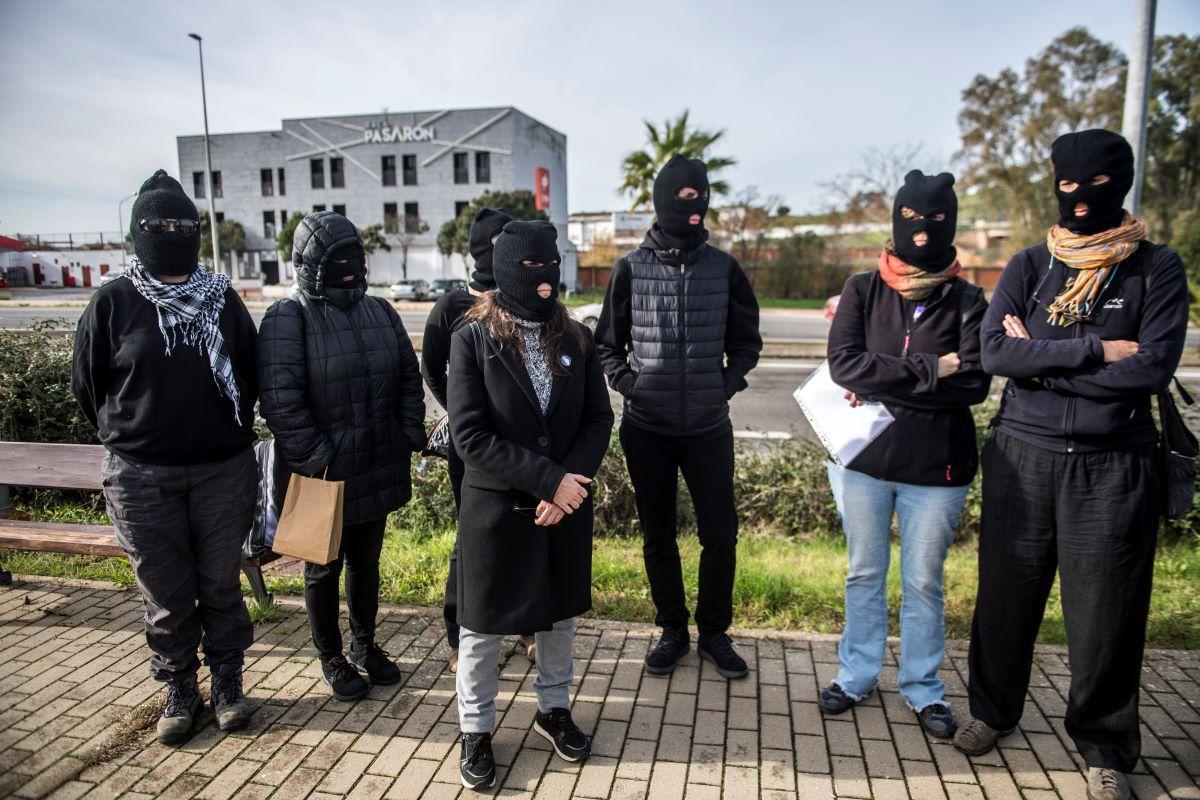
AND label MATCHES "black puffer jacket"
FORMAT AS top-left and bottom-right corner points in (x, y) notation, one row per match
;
(258, 212), (425, 524)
